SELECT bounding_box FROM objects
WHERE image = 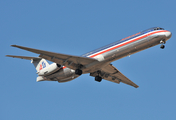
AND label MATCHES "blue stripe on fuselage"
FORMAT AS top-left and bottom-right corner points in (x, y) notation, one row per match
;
(81, 28), (157, 57)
